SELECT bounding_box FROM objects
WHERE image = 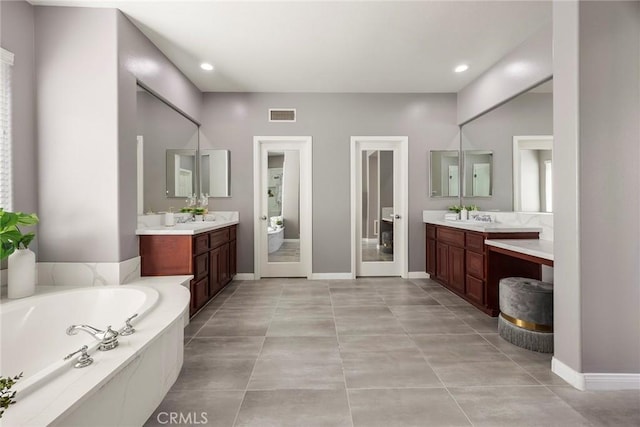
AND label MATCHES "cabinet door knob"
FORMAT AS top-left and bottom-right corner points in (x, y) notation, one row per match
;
(394, 214), (401, 219)
(260, 215), (267, 220)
